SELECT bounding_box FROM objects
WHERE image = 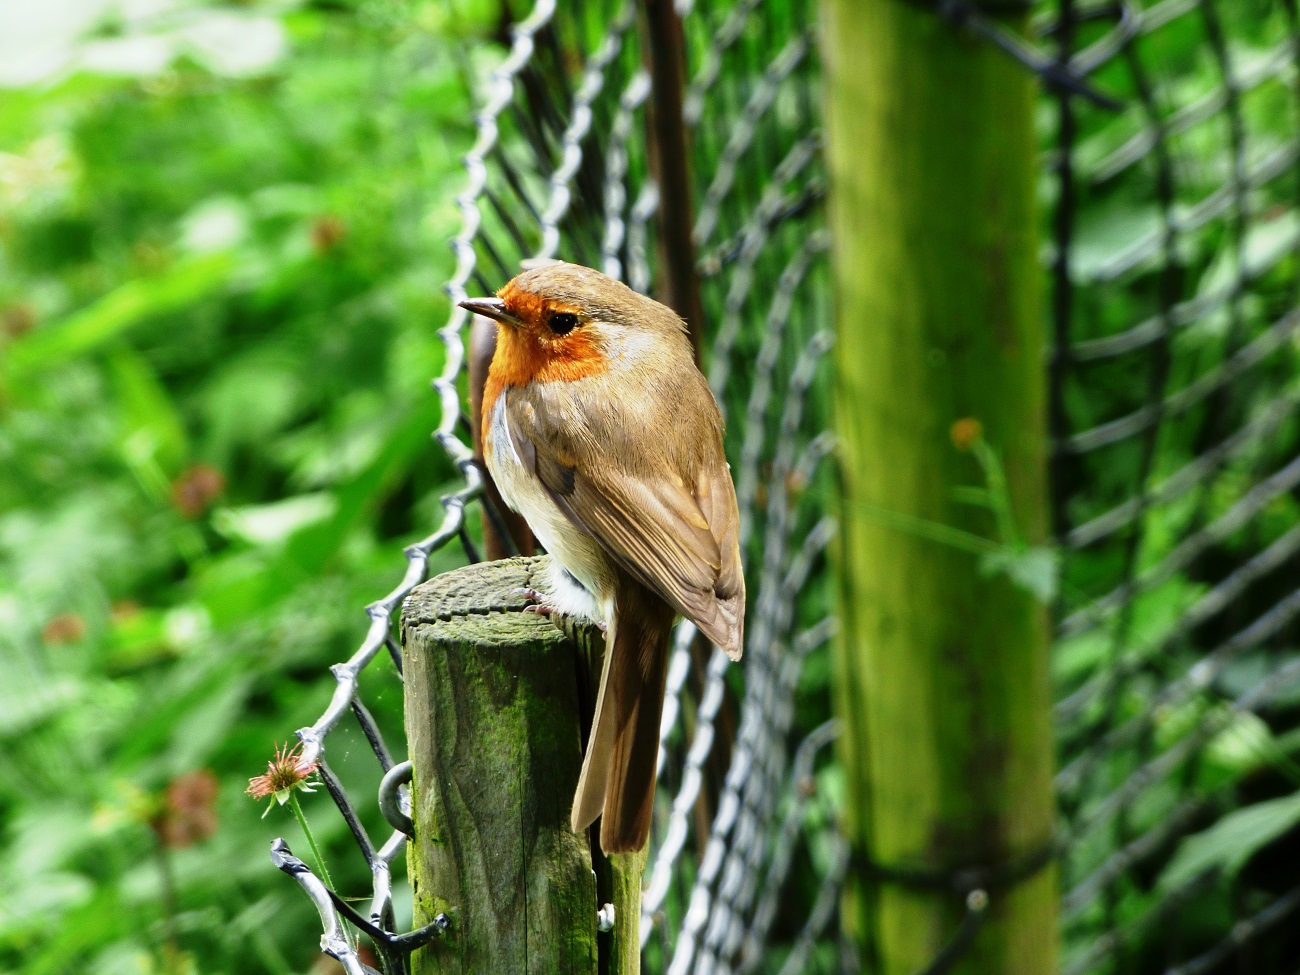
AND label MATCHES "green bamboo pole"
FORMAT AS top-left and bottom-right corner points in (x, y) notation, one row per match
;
(821, 1), (1059, 973)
